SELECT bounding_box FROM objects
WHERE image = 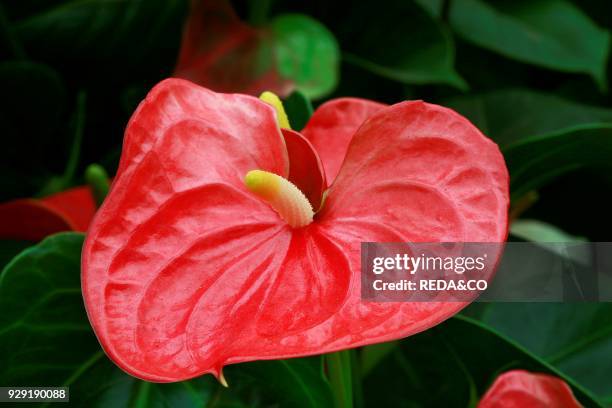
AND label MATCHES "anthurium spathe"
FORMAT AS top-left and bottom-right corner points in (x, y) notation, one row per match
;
(478, 370), (582, 408)
(0, 186), (96, 241)
(81, 78), (509, 382)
